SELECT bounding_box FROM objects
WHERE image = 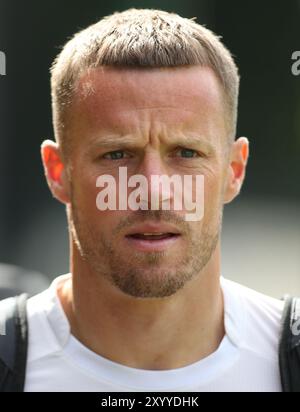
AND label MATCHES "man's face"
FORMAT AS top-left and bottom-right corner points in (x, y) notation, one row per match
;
(64, 66), (230, 298)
